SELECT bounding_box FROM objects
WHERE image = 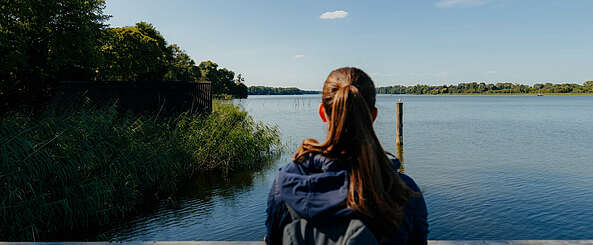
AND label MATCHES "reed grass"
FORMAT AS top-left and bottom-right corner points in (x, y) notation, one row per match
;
(0, 101), (281, 241)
